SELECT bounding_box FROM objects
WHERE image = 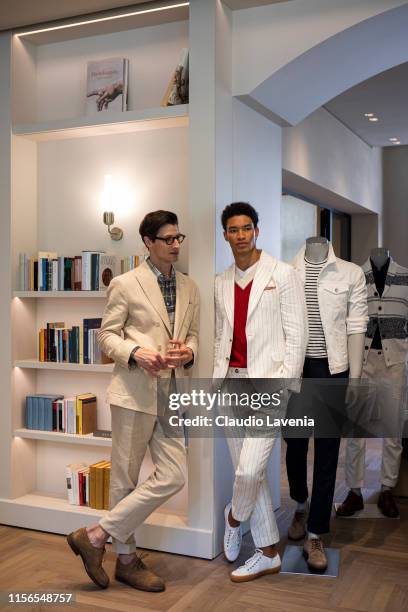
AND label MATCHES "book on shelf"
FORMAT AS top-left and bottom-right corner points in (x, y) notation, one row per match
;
(66, 463), (87, 505)
(99, 254), (117, 289)
(86, 57), (129, 115)
(87, 460), (111, 509)
(25, 393), (98, 434)
(161, 48), (189, 107)
(38, 251), (57, 292)
(18, 252), (118, 291)
(38, 318), (110, 365)
(83, 318), (102, 365)
(25, 394), (64, 431)
(77, 393), (98, 435)
(120, 254), (146, 274)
